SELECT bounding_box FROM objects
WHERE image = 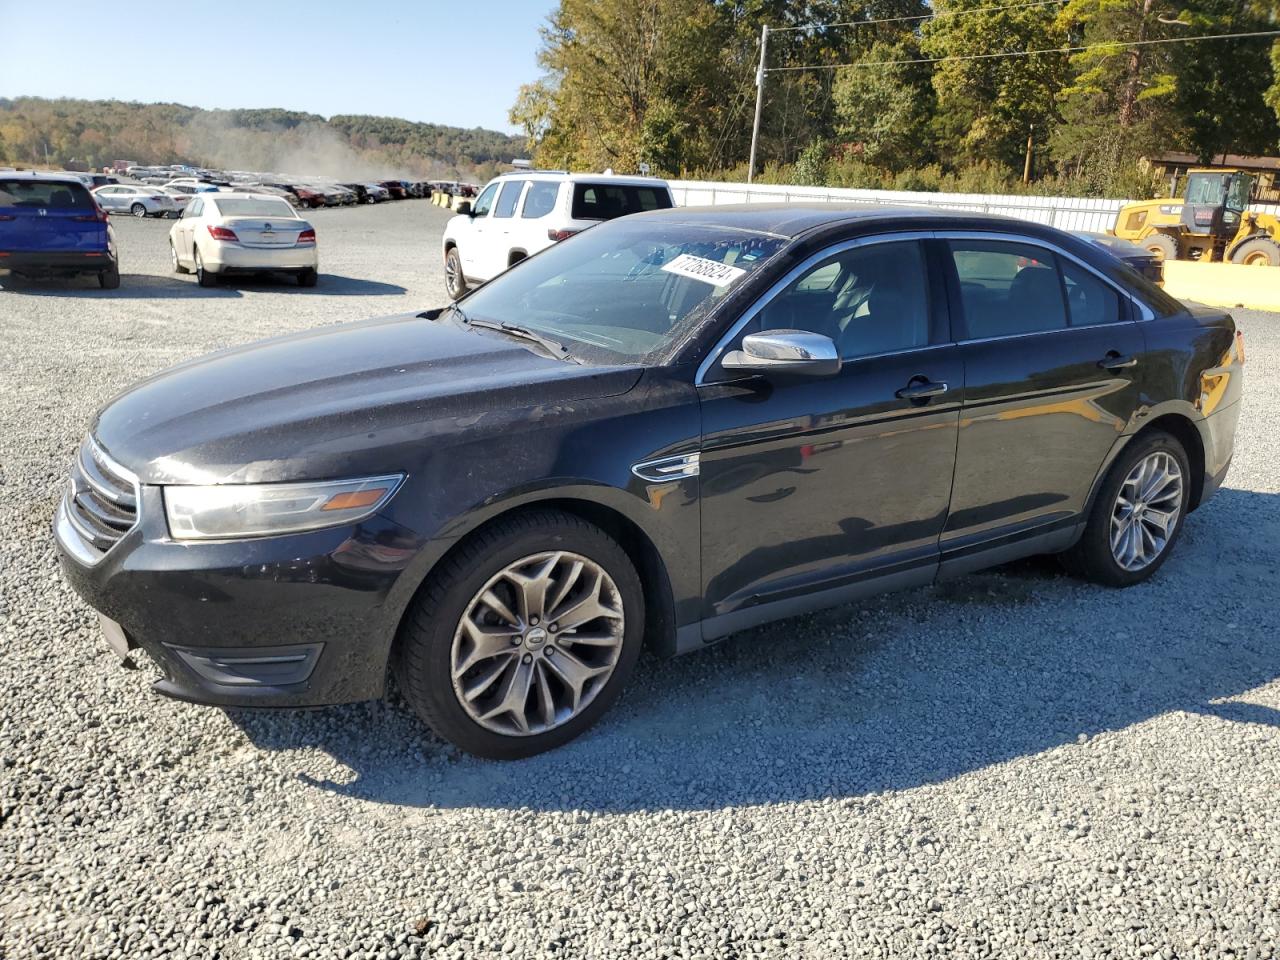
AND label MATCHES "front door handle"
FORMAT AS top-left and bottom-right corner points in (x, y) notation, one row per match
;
(1098, 352), (1138, 370)
(895, 379), (949, 401)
